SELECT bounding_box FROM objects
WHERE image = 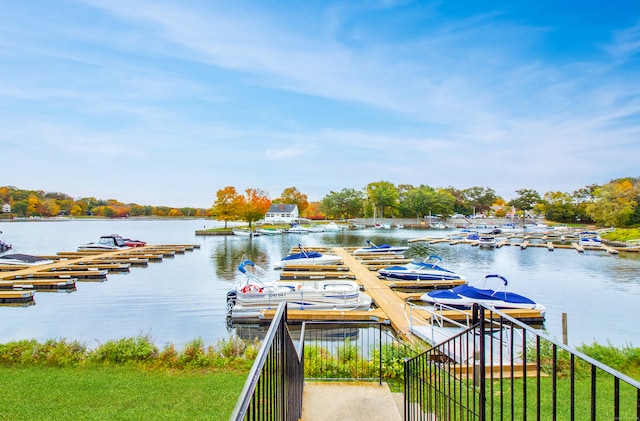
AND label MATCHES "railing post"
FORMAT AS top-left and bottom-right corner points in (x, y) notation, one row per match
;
(478, 304), (486, 421)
